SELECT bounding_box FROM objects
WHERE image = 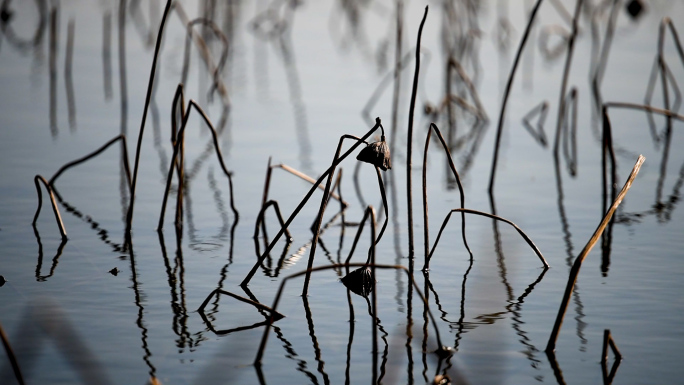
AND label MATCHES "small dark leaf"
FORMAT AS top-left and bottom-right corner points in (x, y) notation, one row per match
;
(341, 266), (374, 297)
(356, 136), (391, 171)
(109, 268), (120, 276)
